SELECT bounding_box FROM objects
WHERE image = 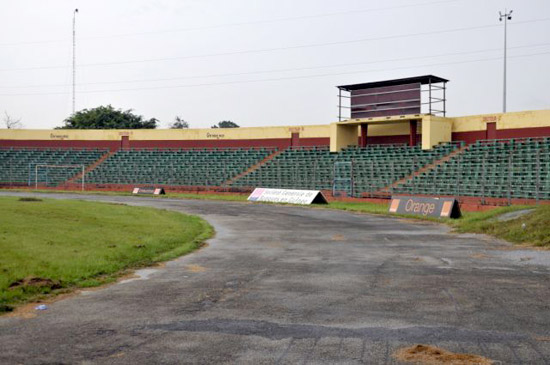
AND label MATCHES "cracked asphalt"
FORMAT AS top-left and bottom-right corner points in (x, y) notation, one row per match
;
(0, 192), (549, 364)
